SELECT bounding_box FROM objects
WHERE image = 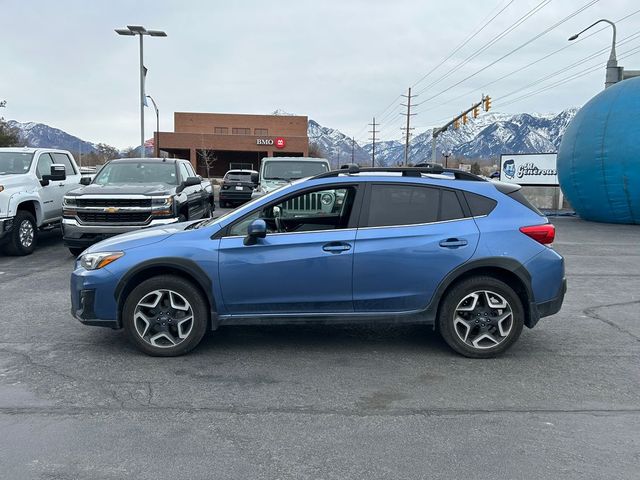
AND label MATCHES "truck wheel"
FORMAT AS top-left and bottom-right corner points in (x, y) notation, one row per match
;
(4, 211), (38, 256)
(122, 275), (209, 356)
(69, 247), (85, 257)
